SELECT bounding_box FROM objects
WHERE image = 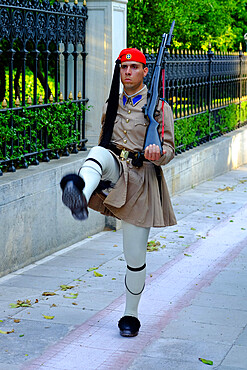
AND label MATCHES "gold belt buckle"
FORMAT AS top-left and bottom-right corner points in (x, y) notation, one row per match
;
(120, 148), (129, 161)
